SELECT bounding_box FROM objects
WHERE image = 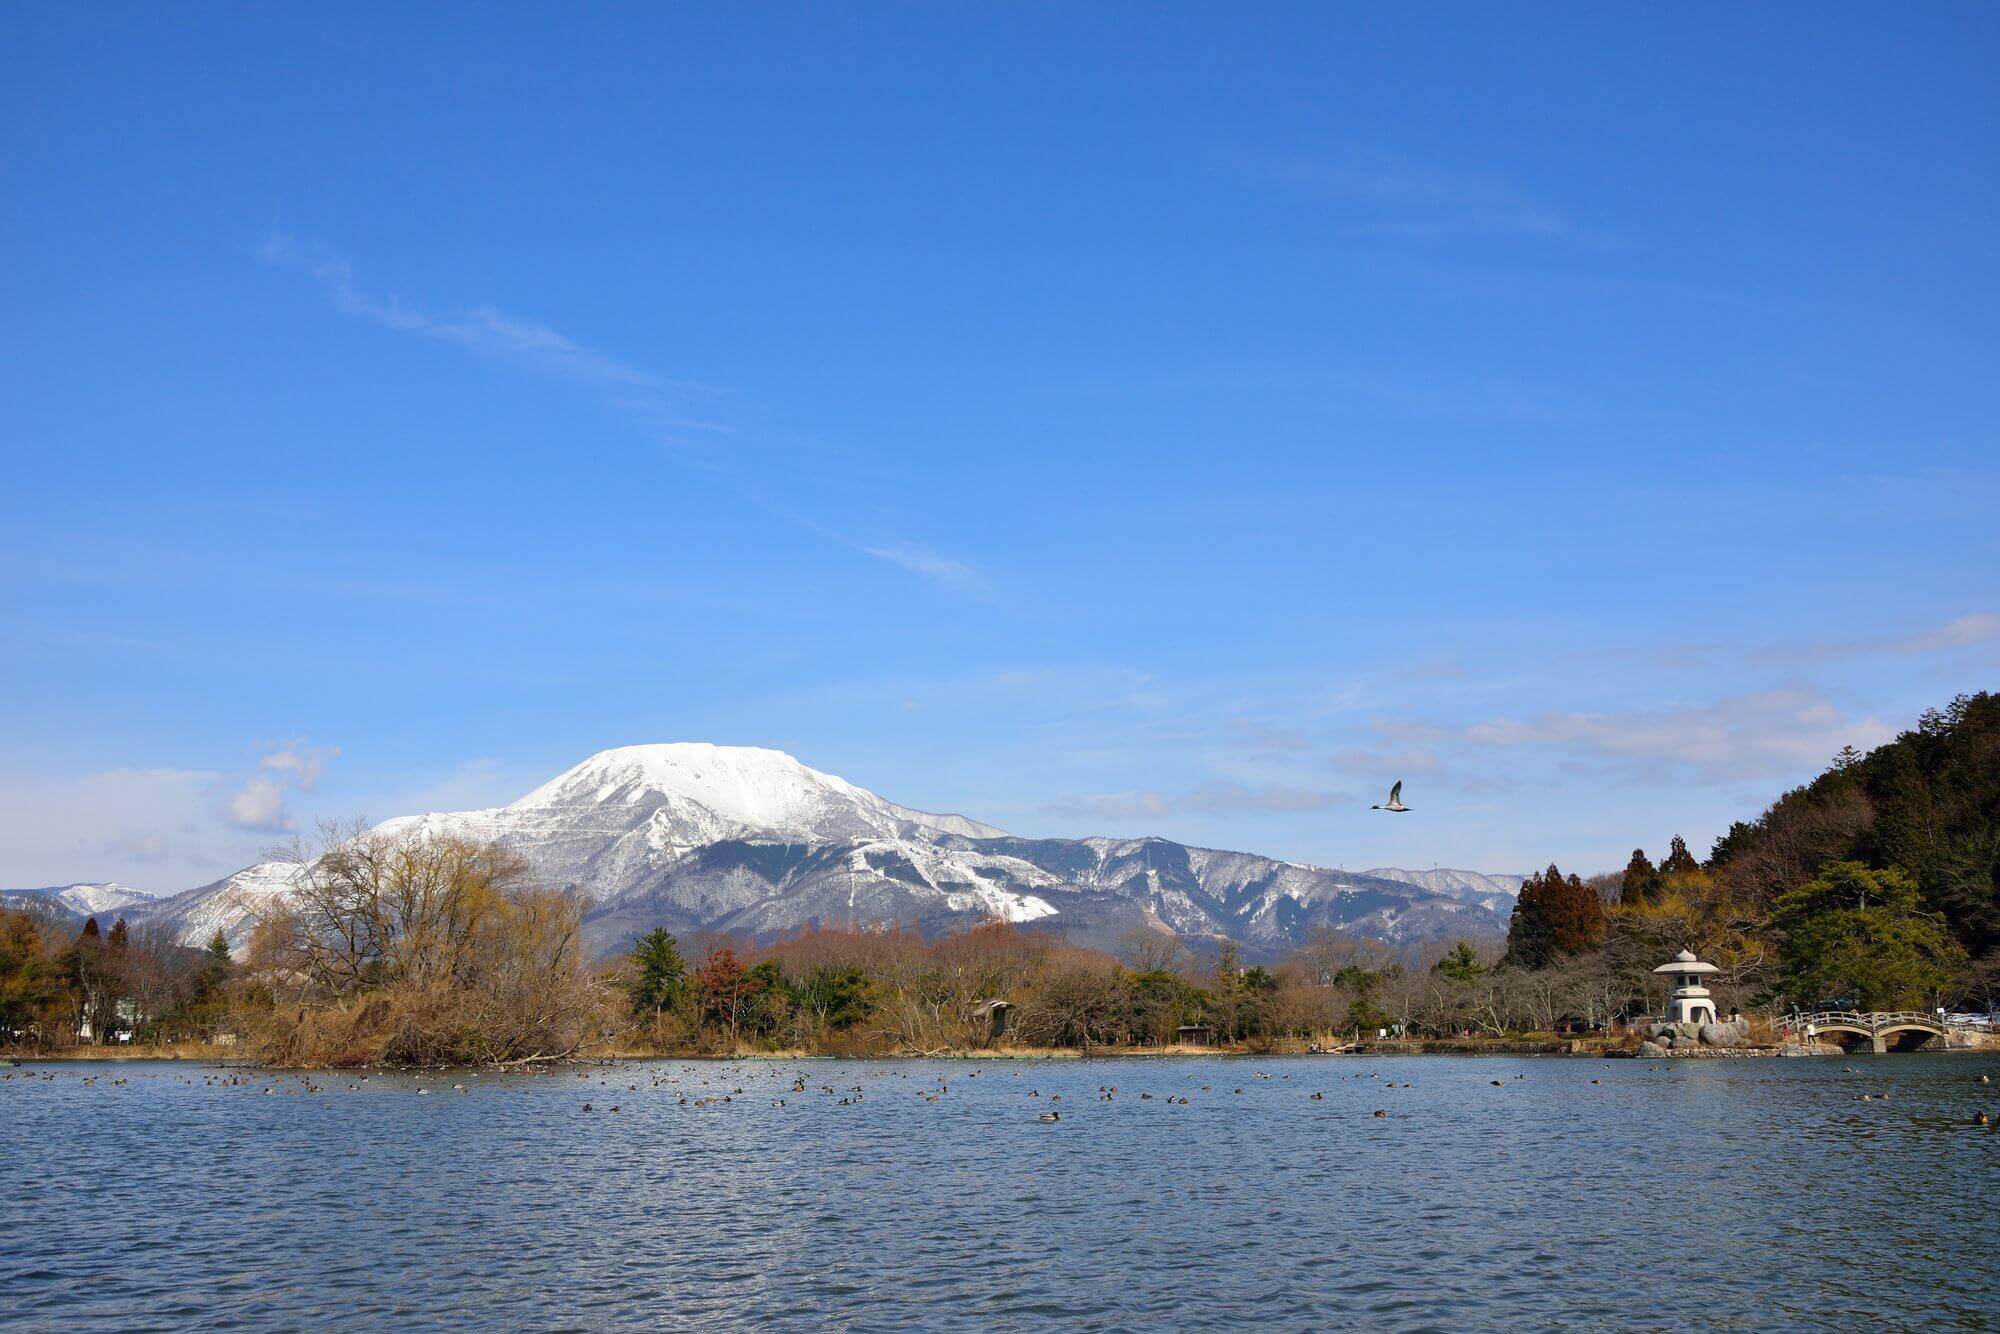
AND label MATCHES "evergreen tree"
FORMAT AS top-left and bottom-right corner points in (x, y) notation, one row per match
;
(196, 931), (233, 998)
(79, 917), (101, 941)
(1772, 862), (1964, 1009)
(796, 965), (875, 1029)
(1432, 940), (1483, 981)
(1660, 836), (1701, 878)
(1620, 848), (1661, 905)
(107, 918), (130, 951)
(1503, 867), (1560, 969)
(627, 928), (687, 1015)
